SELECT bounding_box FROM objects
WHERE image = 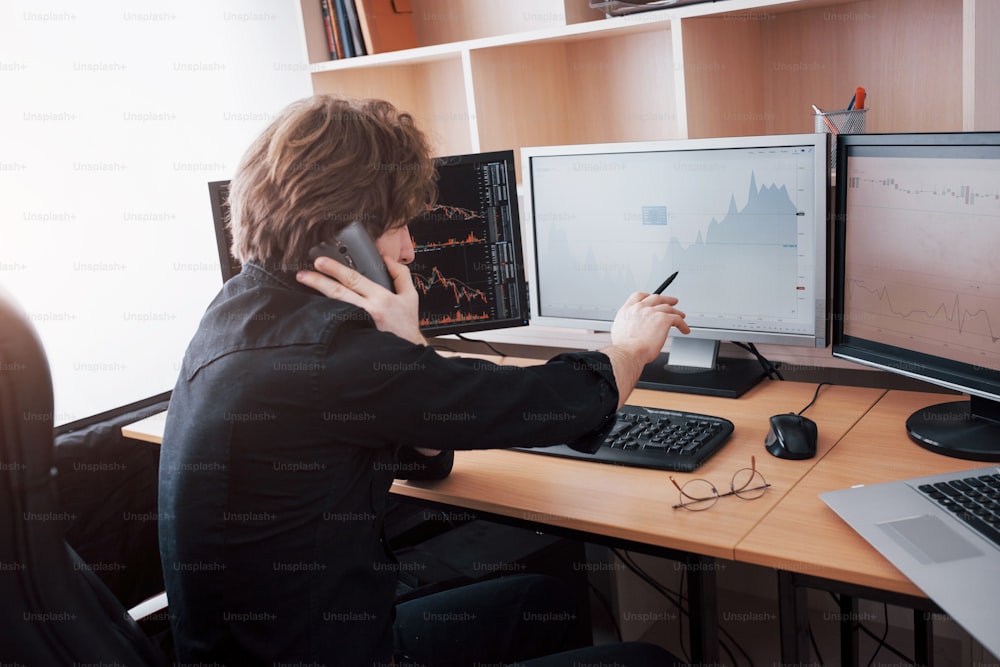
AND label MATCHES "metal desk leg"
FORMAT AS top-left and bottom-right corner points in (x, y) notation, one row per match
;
(776, 570), (942, 667)
(778, 570), (811, 665)
(914, 609), (933, 666)
(687, 554), (719, 665)
(840, 594), (859, 666)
